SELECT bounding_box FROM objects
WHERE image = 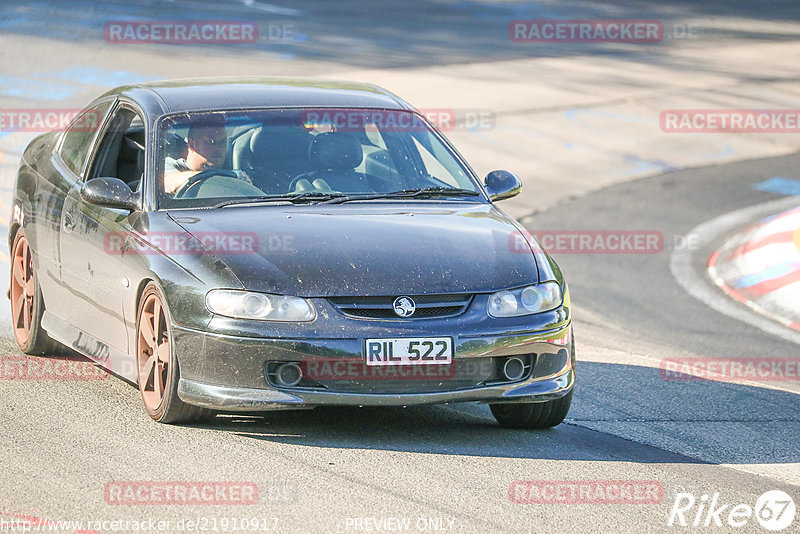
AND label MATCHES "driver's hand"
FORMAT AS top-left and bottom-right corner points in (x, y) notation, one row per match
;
(165, 170), (200, 194)
(233, 169), (253, 184)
